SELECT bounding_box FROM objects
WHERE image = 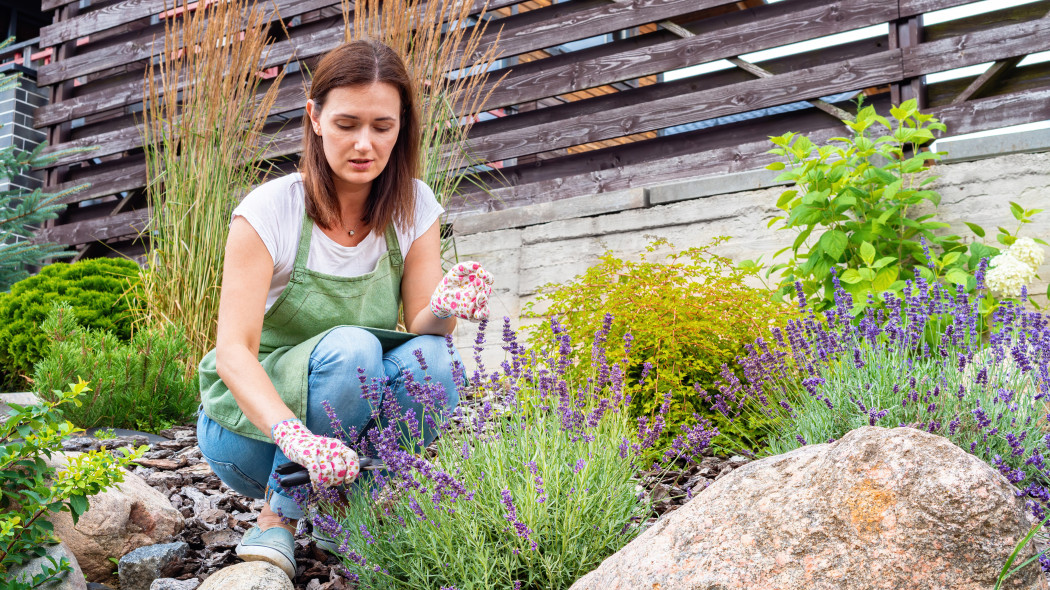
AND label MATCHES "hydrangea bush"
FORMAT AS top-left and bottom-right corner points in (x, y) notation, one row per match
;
(297, 317), (716, 590)
(718, 266), (1050, 531)
(988, 237), (1046, 299)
